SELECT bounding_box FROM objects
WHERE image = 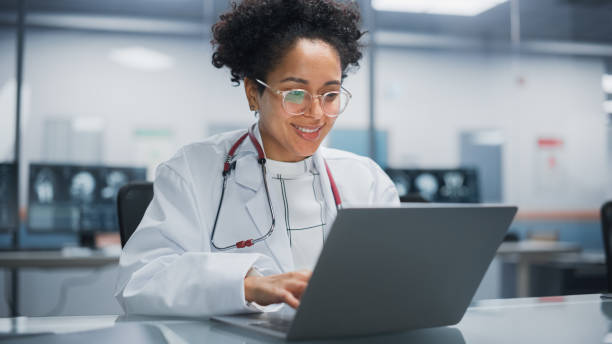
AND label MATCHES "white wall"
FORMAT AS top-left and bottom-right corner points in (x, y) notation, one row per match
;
(19, 28), (370, 201)
(376, 48), (608, 210)
(23, 30), (241, 166)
